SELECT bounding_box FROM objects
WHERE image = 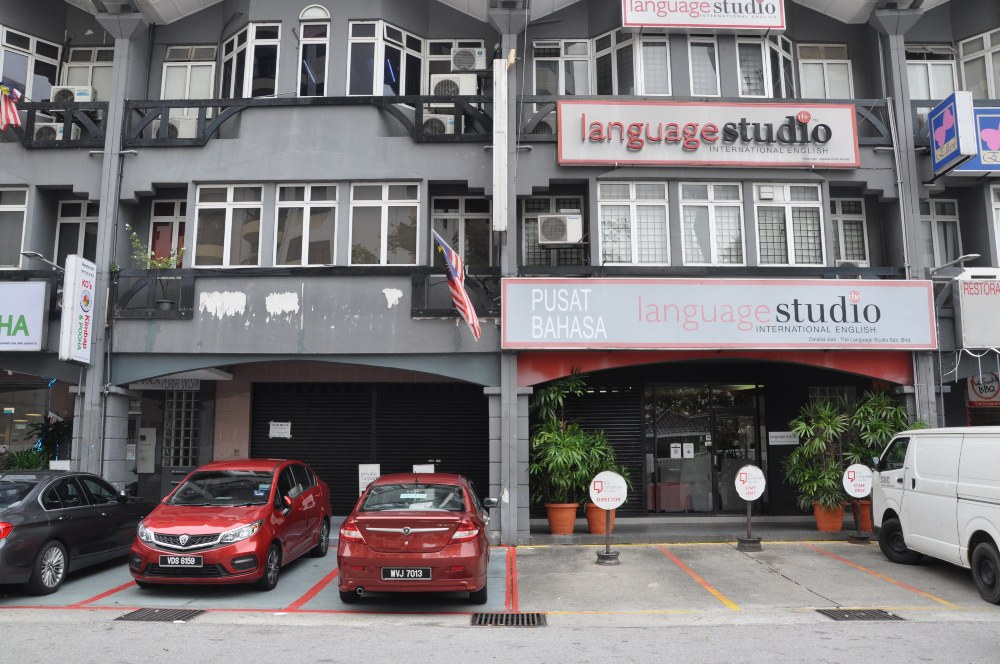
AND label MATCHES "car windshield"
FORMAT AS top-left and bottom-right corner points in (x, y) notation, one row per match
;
(360, 483), (464, 512)
(0, 477), (38, 507)
(167, 470), (274, 506)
